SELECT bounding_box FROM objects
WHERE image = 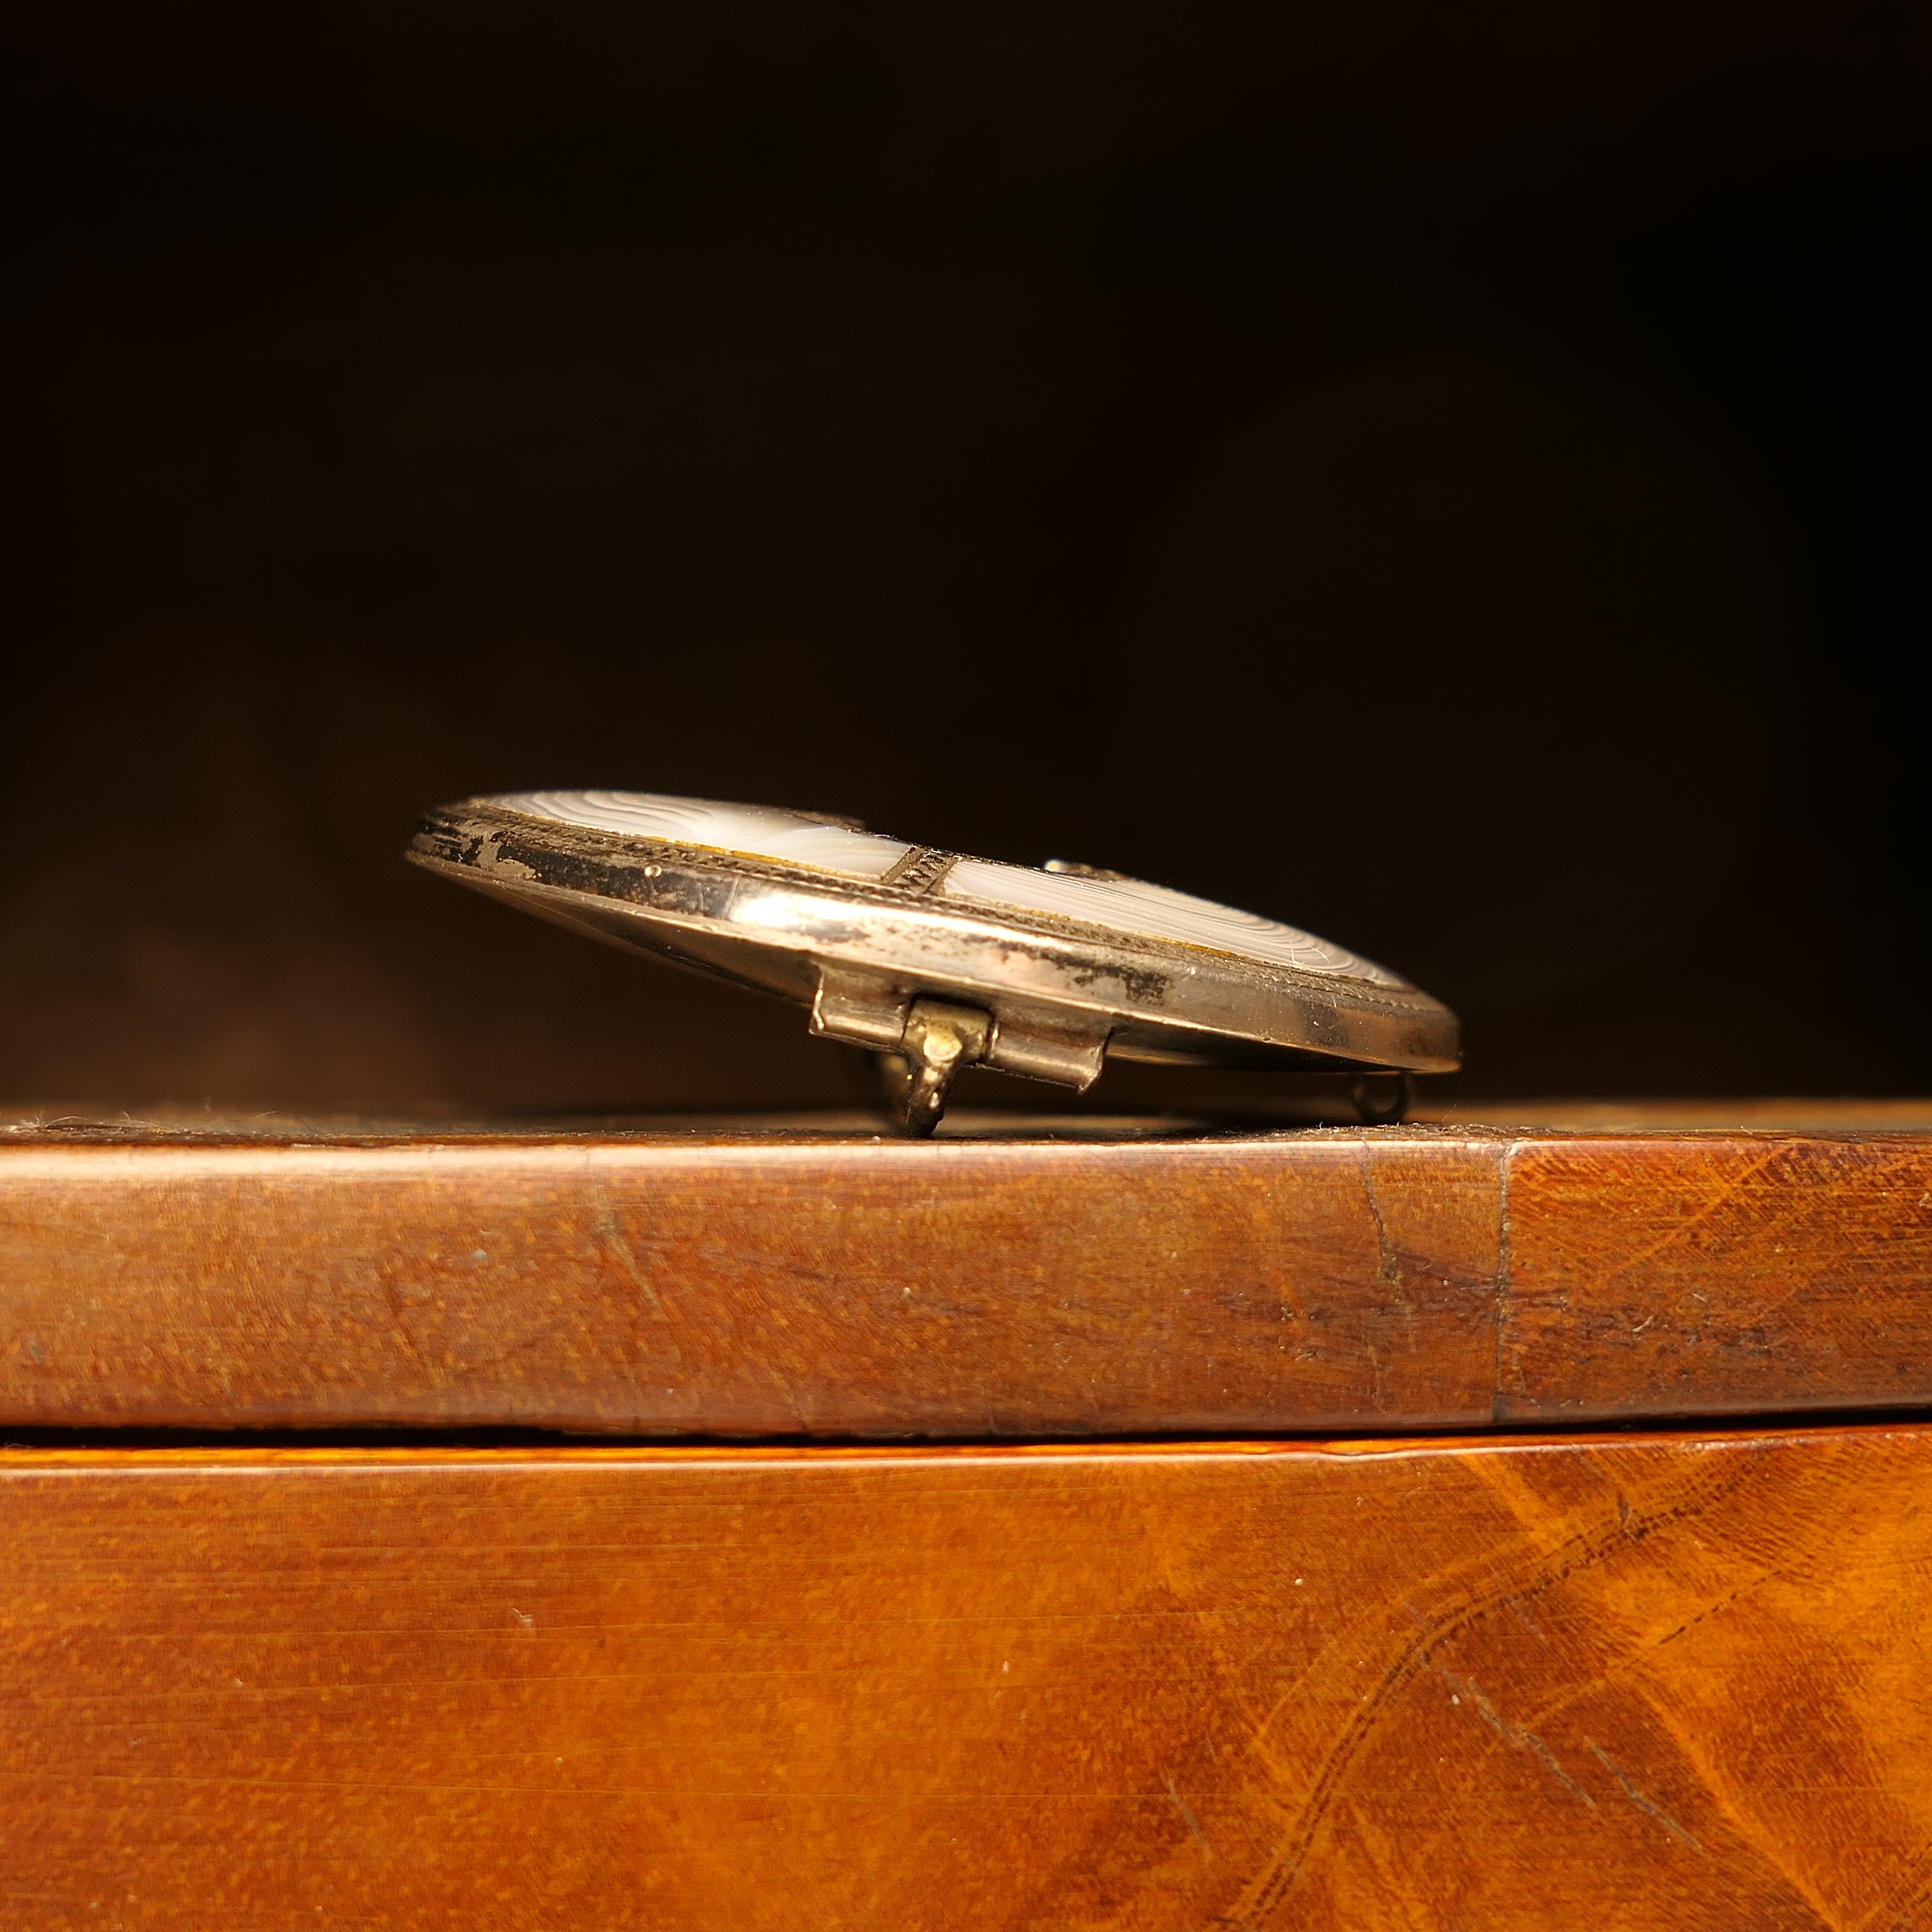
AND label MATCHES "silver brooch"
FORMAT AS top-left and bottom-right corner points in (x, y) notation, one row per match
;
(409, 791), (1459, 1133)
